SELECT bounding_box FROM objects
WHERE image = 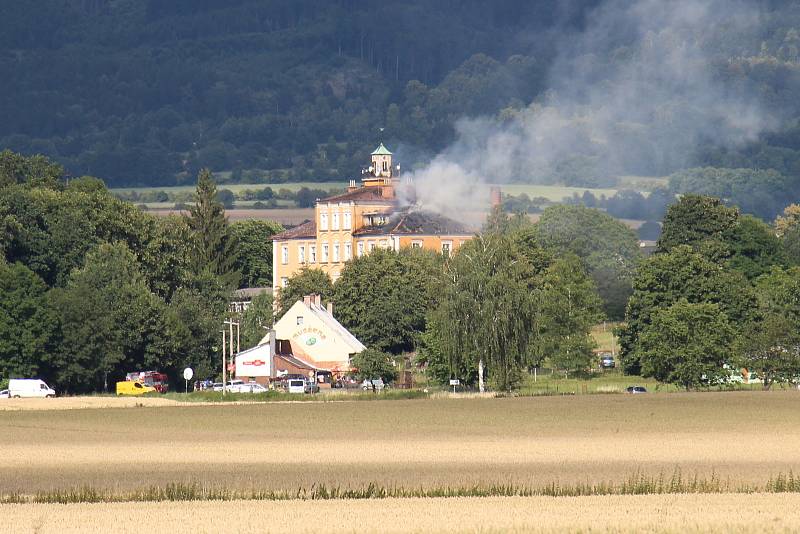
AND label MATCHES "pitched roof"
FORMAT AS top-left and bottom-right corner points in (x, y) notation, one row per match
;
(321, 187), (396, 204)
(371, 143), (392, 155)
(273, 220), (316, 240)
(353, 209), (474, 236)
